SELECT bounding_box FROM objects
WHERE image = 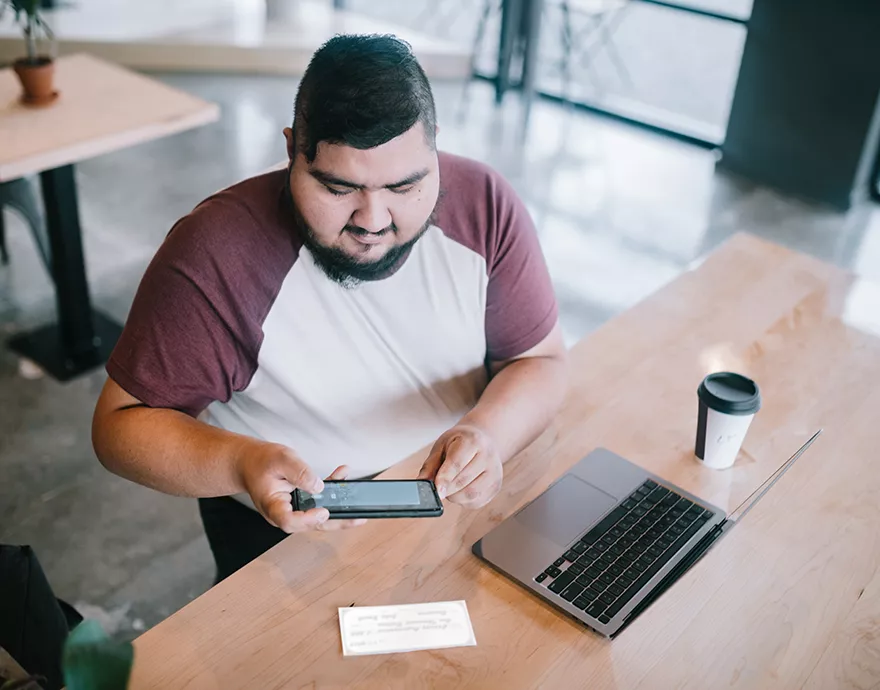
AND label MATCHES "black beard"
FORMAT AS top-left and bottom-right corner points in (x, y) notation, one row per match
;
(285, 165), (442, 288)
(299, 218), (432, 288)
